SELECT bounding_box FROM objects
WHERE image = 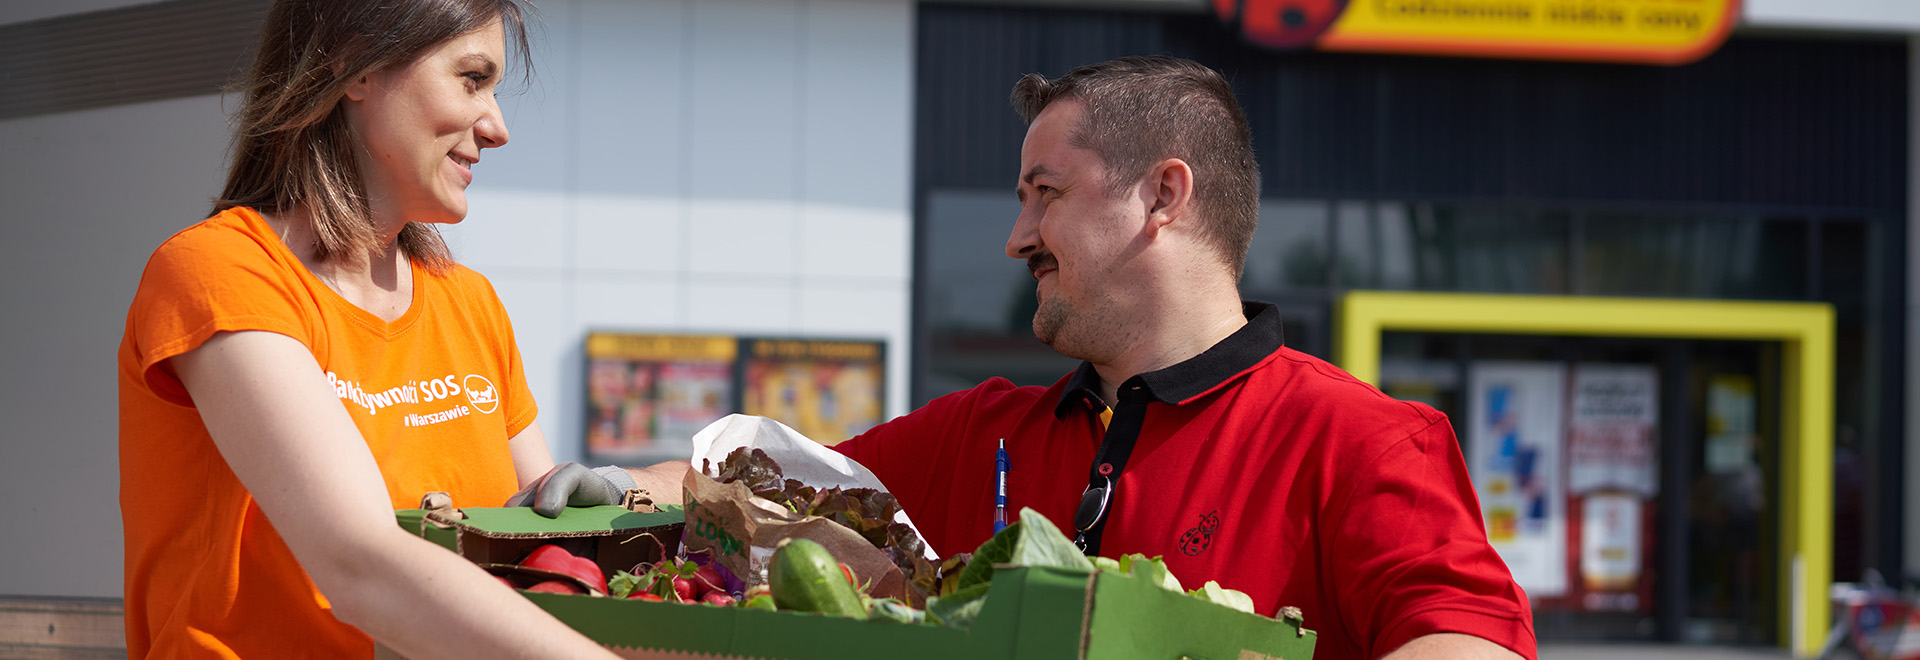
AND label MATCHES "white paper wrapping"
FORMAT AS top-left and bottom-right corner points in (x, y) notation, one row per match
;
(688, 414), (937, 559)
